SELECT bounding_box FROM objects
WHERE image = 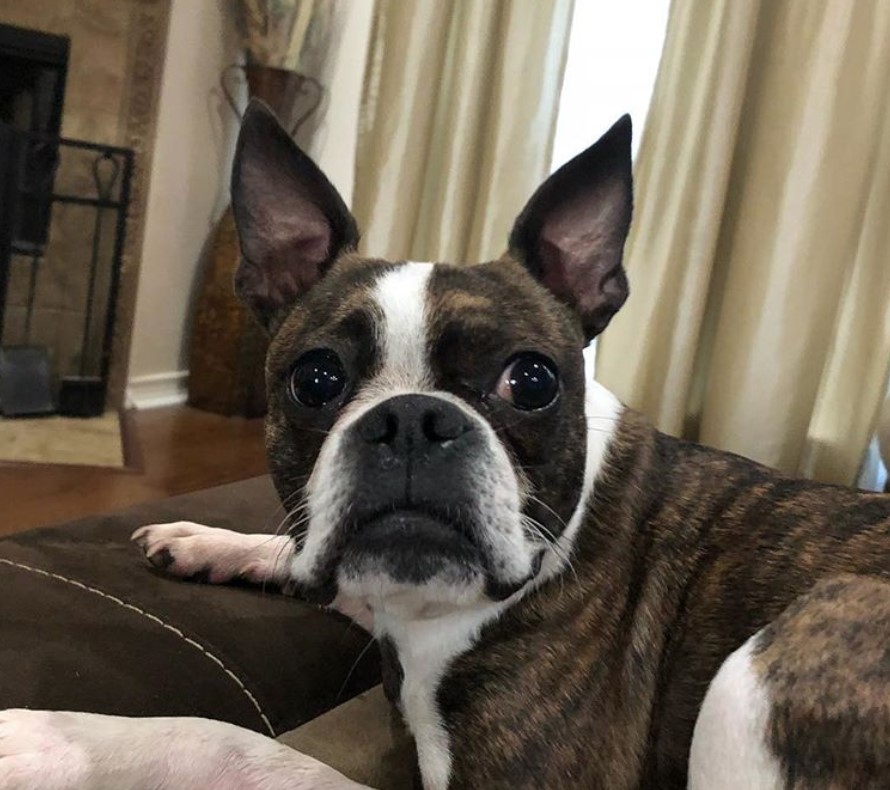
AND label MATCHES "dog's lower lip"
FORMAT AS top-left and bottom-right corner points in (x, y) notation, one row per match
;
(342, 509), (480, 563)
(354, 508), (474, 543)
(355, 510), (472, 543)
